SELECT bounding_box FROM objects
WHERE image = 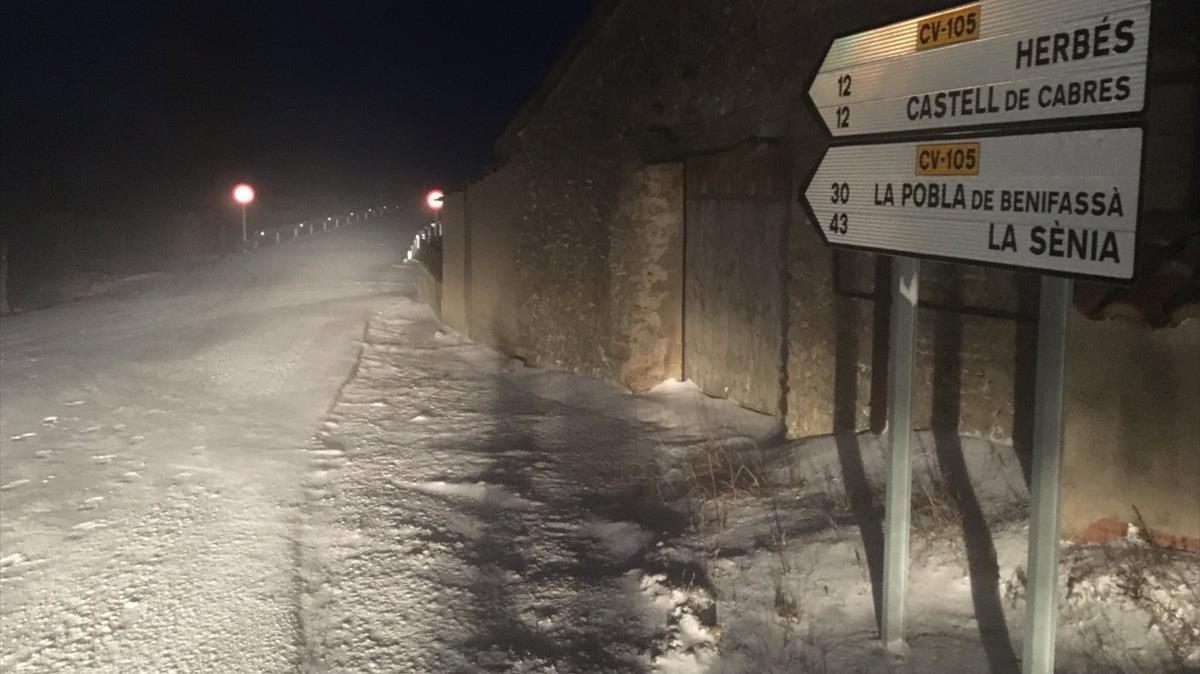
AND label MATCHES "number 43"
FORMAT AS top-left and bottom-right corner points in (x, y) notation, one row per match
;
(828, 212), (848, 235)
